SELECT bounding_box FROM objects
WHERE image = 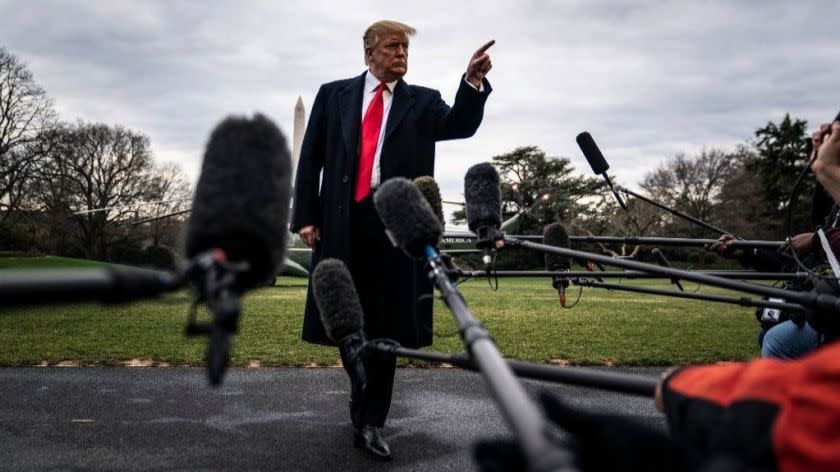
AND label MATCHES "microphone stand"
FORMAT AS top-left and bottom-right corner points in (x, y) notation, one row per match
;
(615, 185), (734, 237)
(503, 237), (840, 318)
(366, 339), (656, 397)
(422, 245), (576, 472)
